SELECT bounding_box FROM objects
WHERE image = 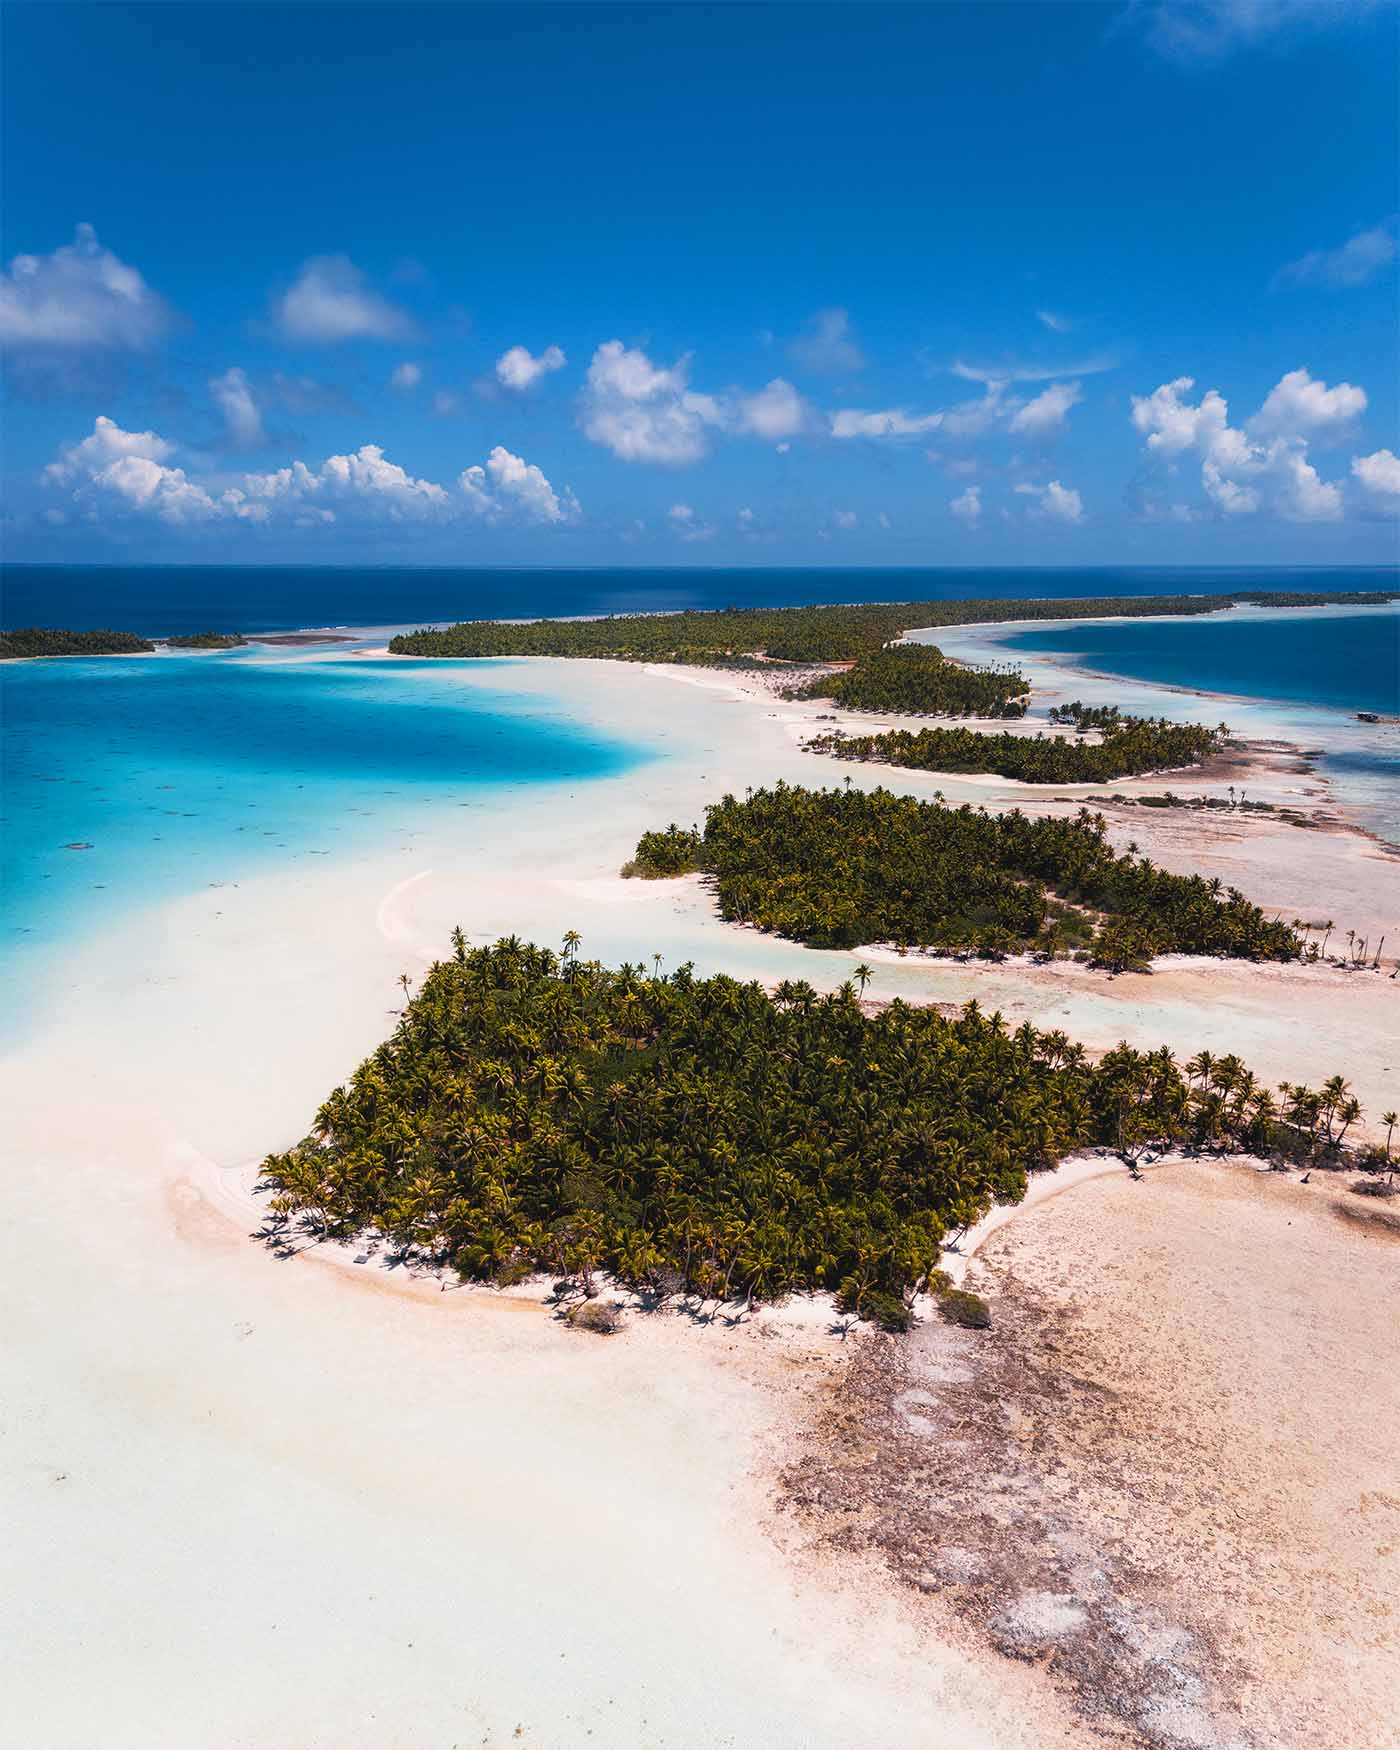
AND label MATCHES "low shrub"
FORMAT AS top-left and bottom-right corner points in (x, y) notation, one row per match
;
(939, 1290), (992, 1330)
(859, 1289), (913, 1333)
(568, 1300), (624, 1335)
